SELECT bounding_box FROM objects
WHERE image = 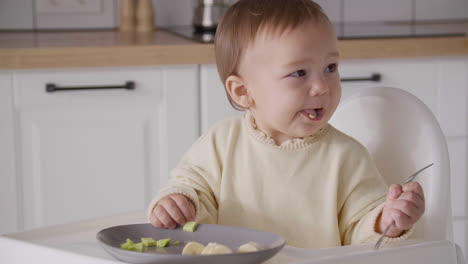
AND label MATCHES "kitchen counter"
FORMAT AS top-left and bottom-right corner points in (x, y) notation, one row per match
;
(0, 29), (467, 69)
